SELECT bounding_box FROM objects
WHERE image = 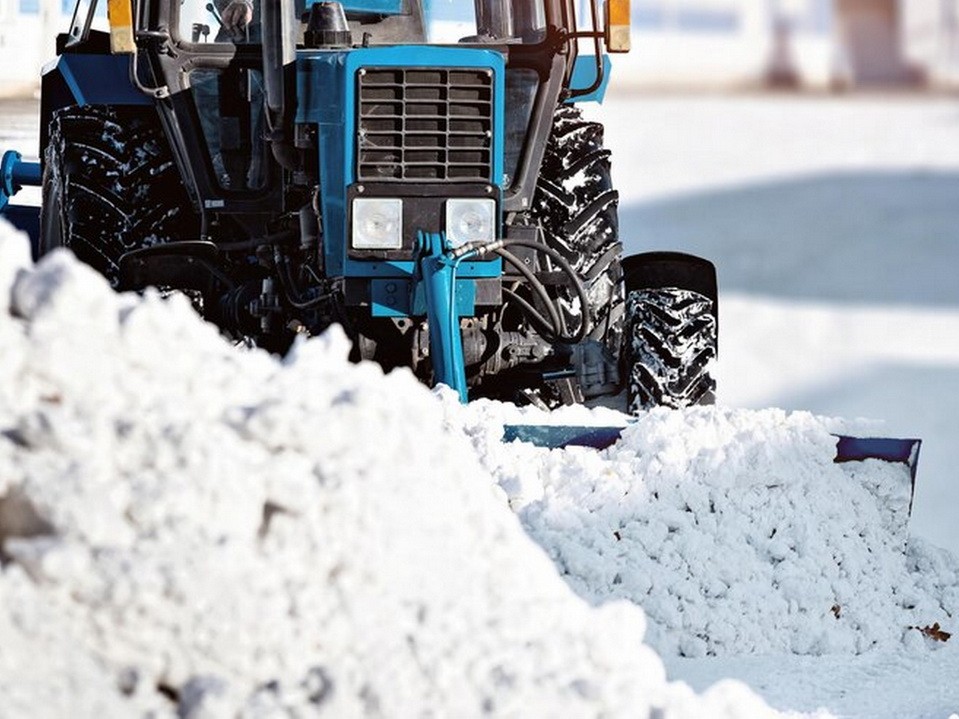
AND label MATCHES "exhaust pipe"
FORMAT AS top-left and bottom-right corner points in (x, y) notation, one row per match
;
(261, 0), (297, 169)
